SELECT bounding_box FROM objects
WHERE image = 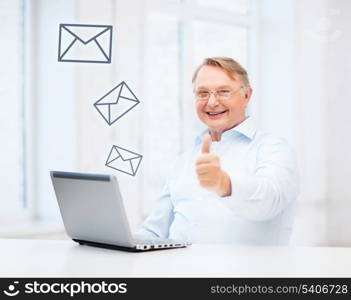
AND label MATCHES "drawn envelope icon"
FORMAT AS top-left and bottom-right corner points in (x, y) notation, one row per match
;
(94, 81), (140, 126)
(105, 145), (143, 176)
(58, 23), (113, 63)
